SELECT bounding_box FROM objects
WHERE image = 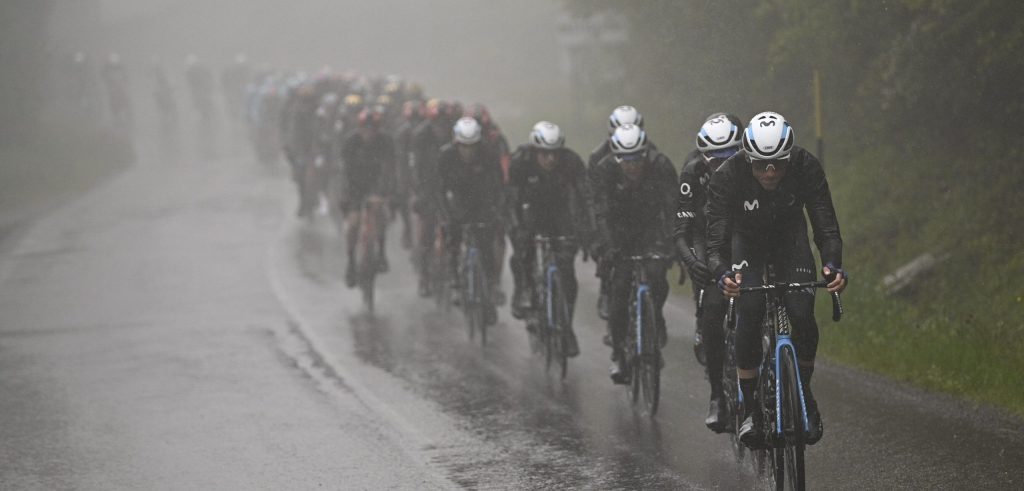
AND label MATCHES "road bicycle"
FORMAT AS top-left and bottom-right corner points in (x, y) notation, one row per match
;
(458, 222), (495, 345)
(526, 234), (575, 379)
(729, 265), (843, 490)
(353, 195), (388, 312)
(622, 252), (669, 416)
